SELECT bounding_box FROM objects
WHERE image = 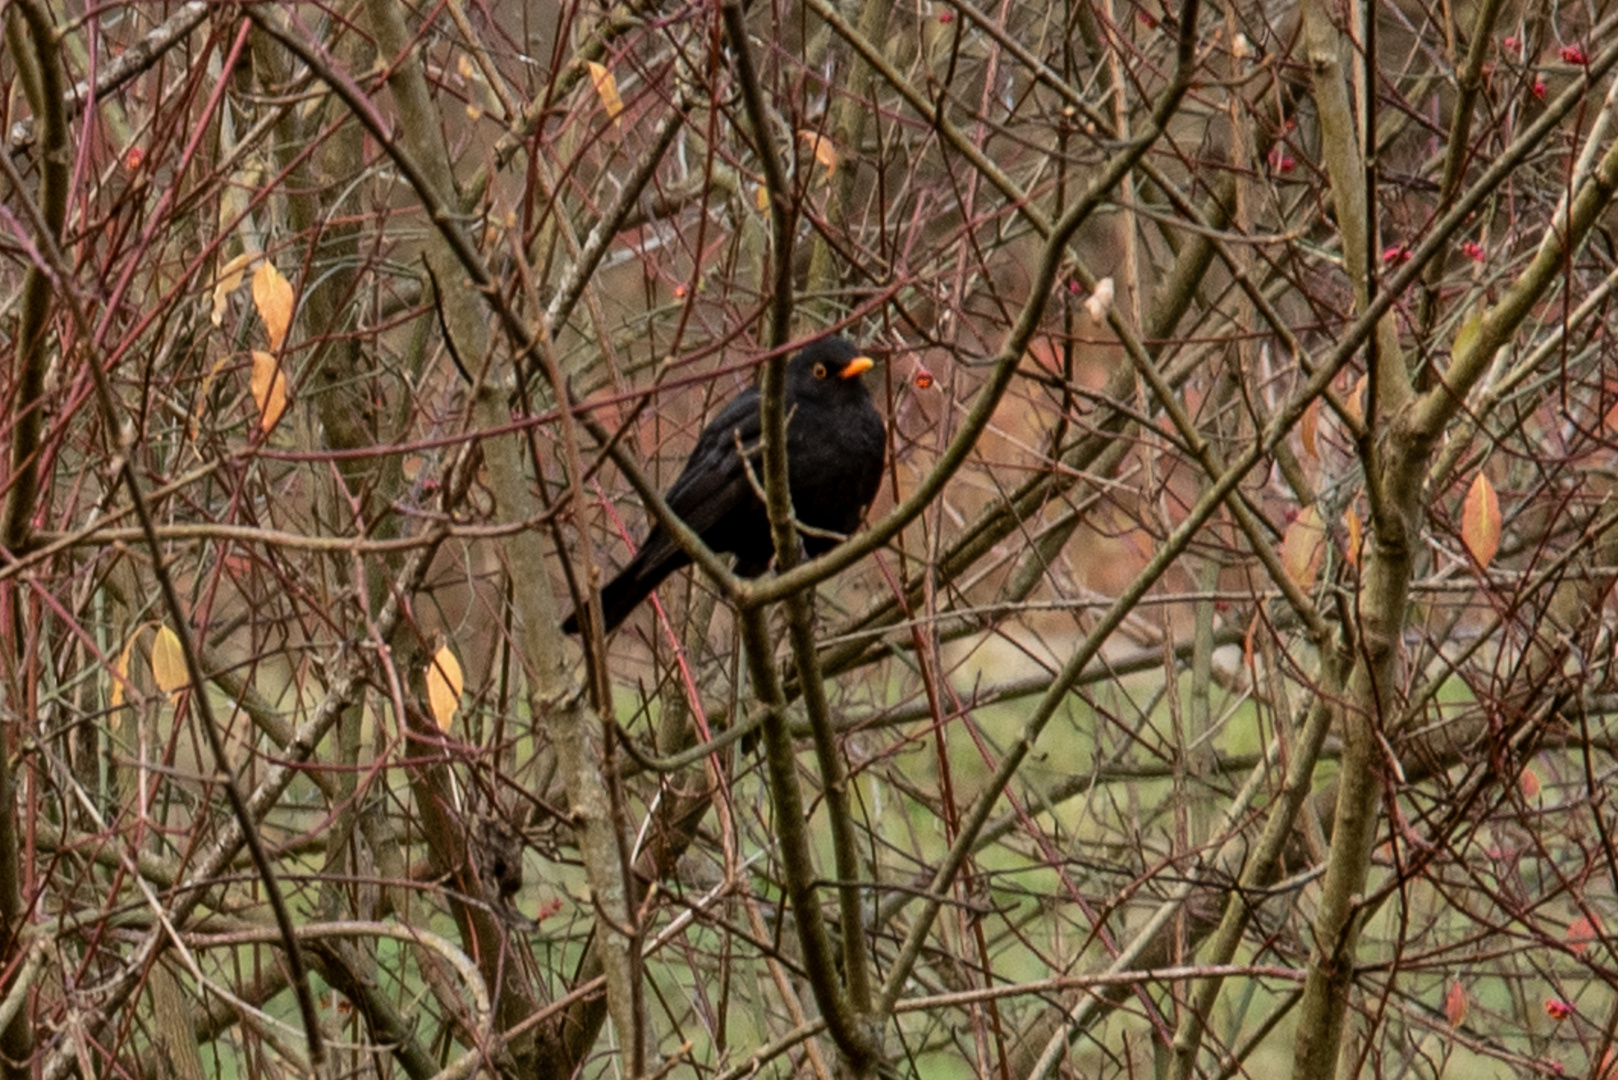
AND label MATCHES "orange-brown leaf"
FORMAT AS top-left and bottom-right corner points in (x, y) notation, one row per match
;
(427, 644), (464, 731)
(1344, 506), (1363, 570)
(1569, 915), (1598, 956)
(252, 261), (294, 351)
(798, 130), (838, 176)
(1520, 765), (1541, 800)
(250, 351), (288, 434)
(1444, 979), (1468, 1027)
(1462, 472), (1501, 569)
(1343, 373), (1369, 428)
(1280, 505), (1326, 590)
(1300, 397), (1320, 460)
